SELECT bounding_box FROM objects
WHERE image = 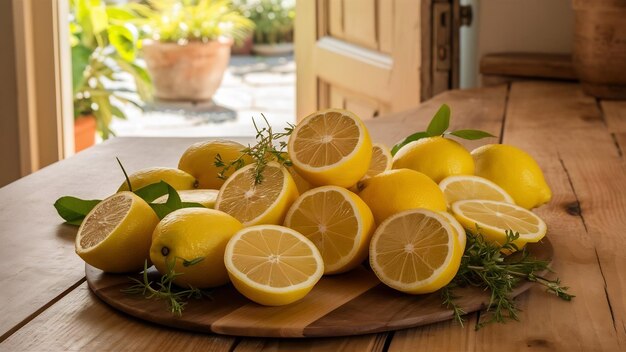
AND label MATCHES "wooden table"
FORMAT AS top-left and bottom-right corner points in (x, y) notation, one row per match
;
(0, 81), (624, 351)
